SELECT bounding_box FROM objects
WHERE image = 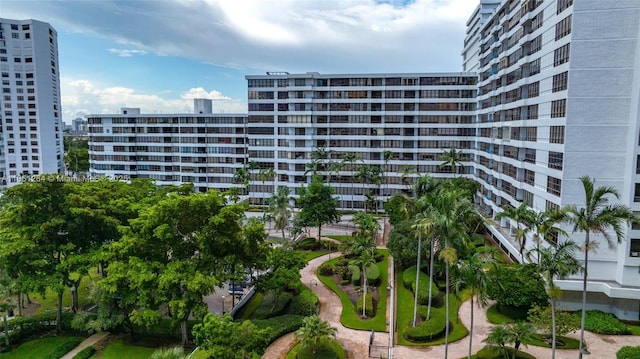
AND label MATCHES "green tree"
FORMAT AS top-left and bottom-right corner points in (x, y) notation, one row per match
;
(351, 247), (376, 318)
(495, 202), (535, 262)
(484, 322), (535, 359)
(255, 246), (306, 310)
(487, 264), (548, 313)
(342, 152), (360, 210)
(193, 313), (270, 358)
(528, 208), (568, 263)
(564, 176), (637, 358)
(528, 305), (580, 347)
(65, 147), (90, 174)
(528, 240), (581, 359)
(454, 248), (499, 359)
(0, 270), (15, 347)
(294, 314), (337, 354)
(233, 167), (251, 196)
(438, 146), (467, 177)
(296, 175), (340, 241)
(383, 150), (395, 199)
(266, 187), (293, 240)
